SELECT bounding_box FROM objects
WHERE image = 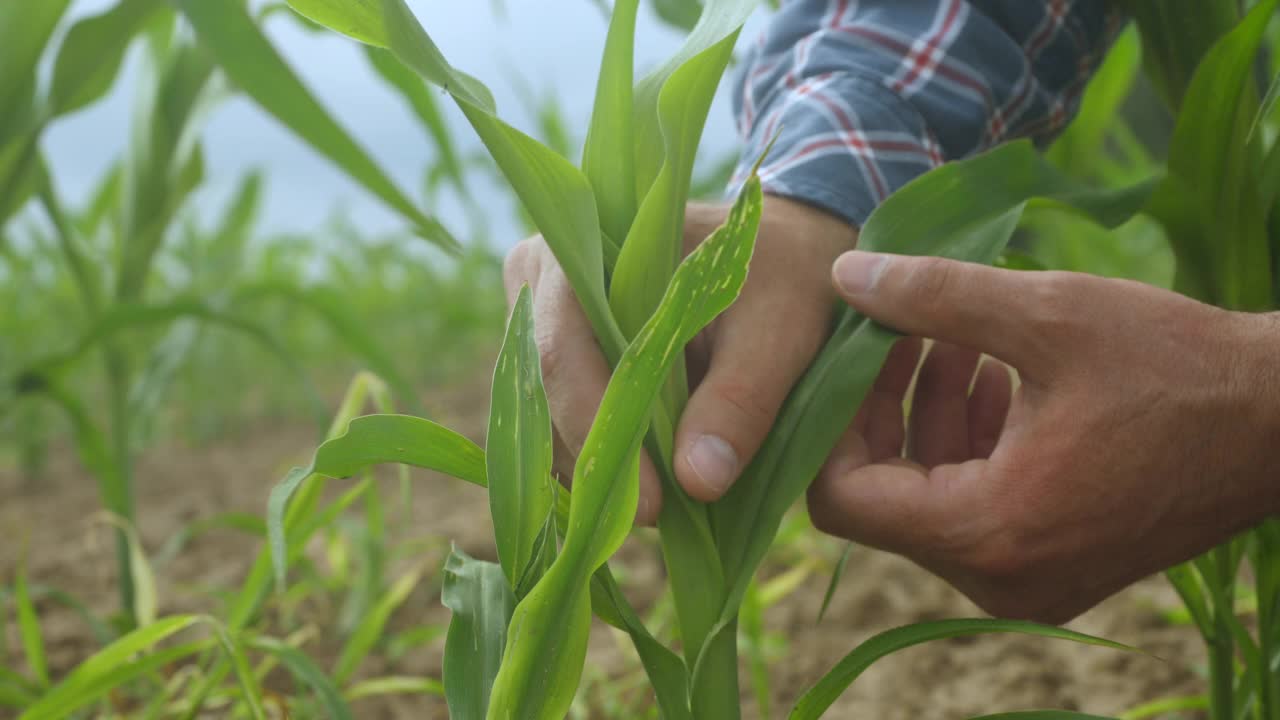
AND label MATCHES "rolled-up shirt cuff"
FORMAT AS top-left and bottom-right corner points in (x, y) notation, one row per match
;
(729, 74), (944, 228)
